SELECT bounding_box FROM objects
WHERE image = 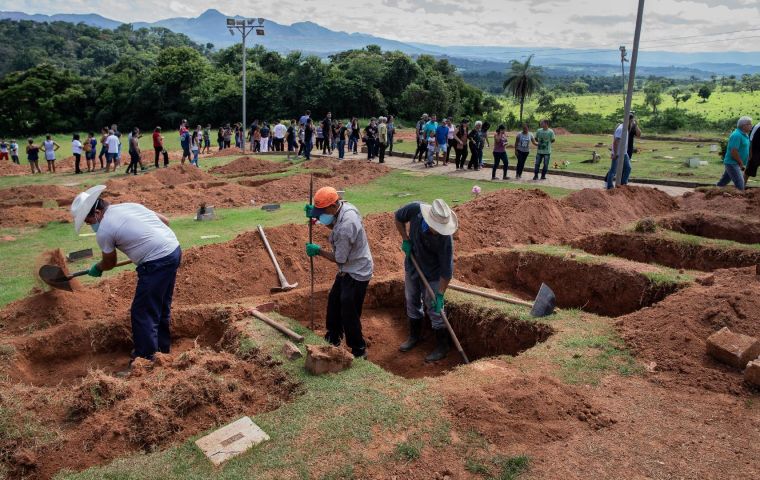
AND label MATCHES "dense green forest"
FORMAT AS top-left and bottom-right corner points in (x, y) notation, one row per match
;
(0, 20), (491, 135)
